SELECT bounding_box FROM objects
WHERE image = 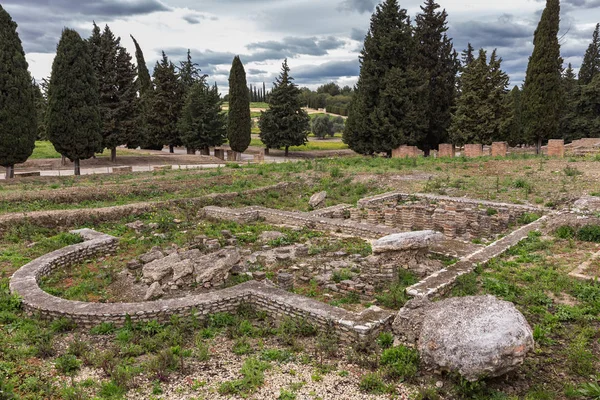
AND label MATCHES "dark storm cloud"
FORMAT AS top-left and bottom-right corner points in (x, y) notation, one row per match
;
(563, 0), (600, 9)
(450, 15), (534, 48)
(247, 36), (346, 57)
(337, 0), (379, 14)
(4, 0), (169, 53)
